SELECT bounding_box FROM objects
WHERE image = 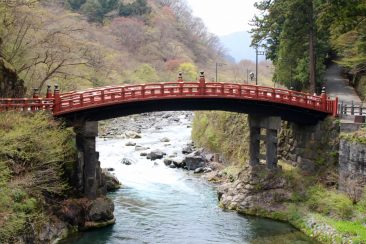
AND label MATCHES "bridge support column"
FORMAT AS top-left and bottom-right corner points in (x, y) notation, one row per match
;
(249, 126), (260, 166)
(248, 115), (281, 169)
(75, 120), (105, 199)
